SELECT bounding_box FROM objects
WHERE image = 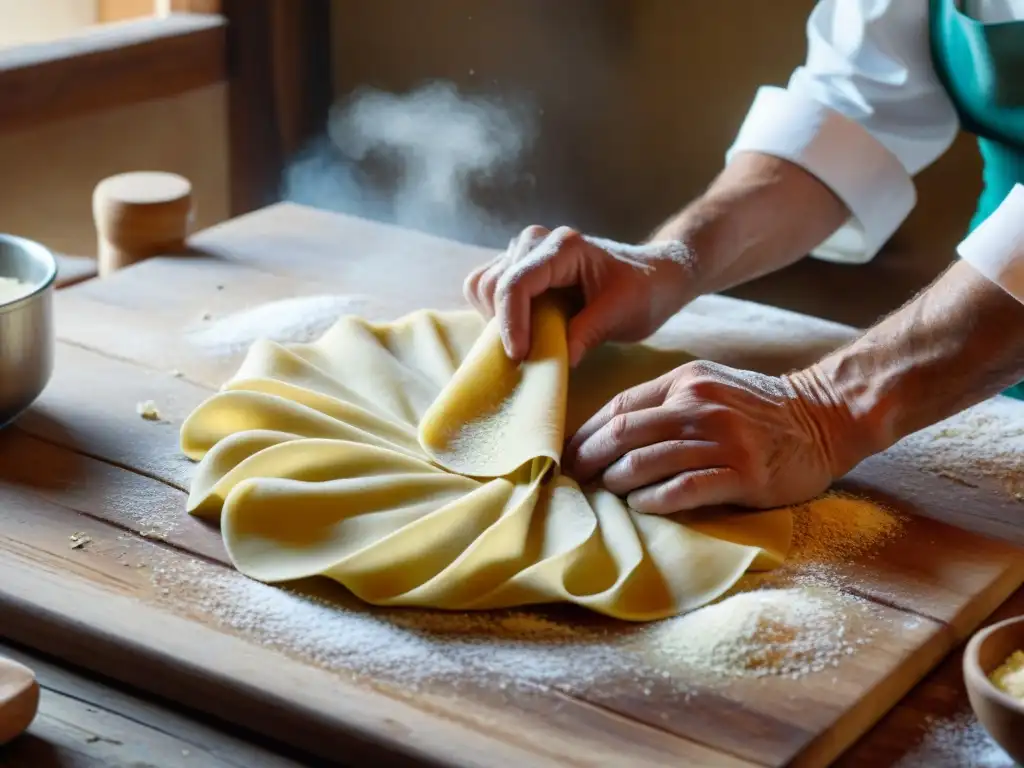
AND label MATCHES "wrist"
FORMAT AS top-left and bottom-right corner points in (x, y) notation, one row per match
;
(783, 357), (894, 477)
(647, 195), (732, 299)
